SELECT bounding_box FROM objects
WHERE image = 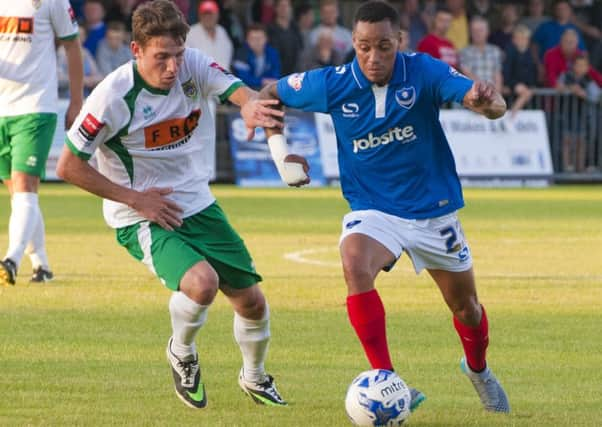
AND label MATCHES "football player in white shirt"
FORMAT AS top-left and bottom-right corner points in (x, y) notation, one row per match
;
(57, 0), (291, 409)
(0, 0), (83, 286)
